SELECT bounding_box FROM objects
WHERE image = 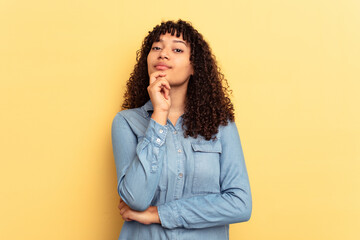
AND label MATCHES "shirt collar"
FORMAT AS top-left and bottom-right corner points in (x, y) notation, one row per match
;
(142, 100), (153, 117)
(141, 100), (186, 126)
